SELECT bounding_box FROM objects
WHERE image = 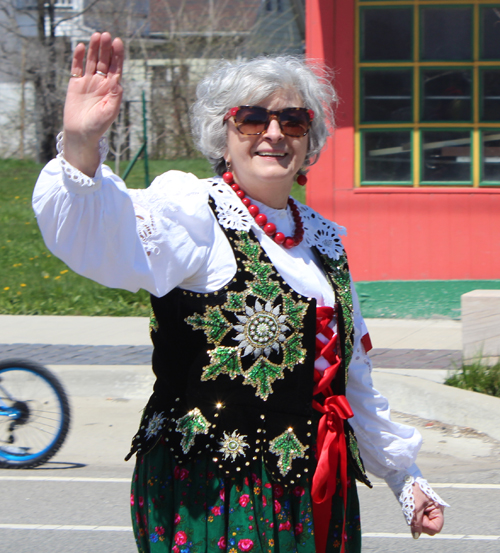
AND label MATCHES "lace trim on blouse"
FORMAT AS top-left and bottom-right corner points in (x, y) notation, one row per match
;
(56, 132), (109, 189)
(399, 475), (450, 526)
(209, 177), (346, 260)
(209, 178), (253, 231)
